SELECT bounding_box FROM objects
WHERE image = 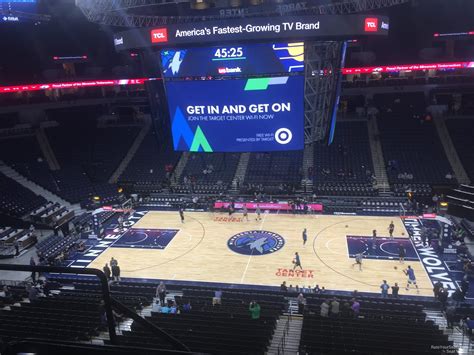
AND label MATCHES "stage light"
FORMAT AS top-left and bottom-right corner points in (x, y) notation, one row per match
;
(440, 202), (448, 207)
(93, 196), (101, 201)
(118, 187), (123, 193)
(190, 0), (209, 10)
